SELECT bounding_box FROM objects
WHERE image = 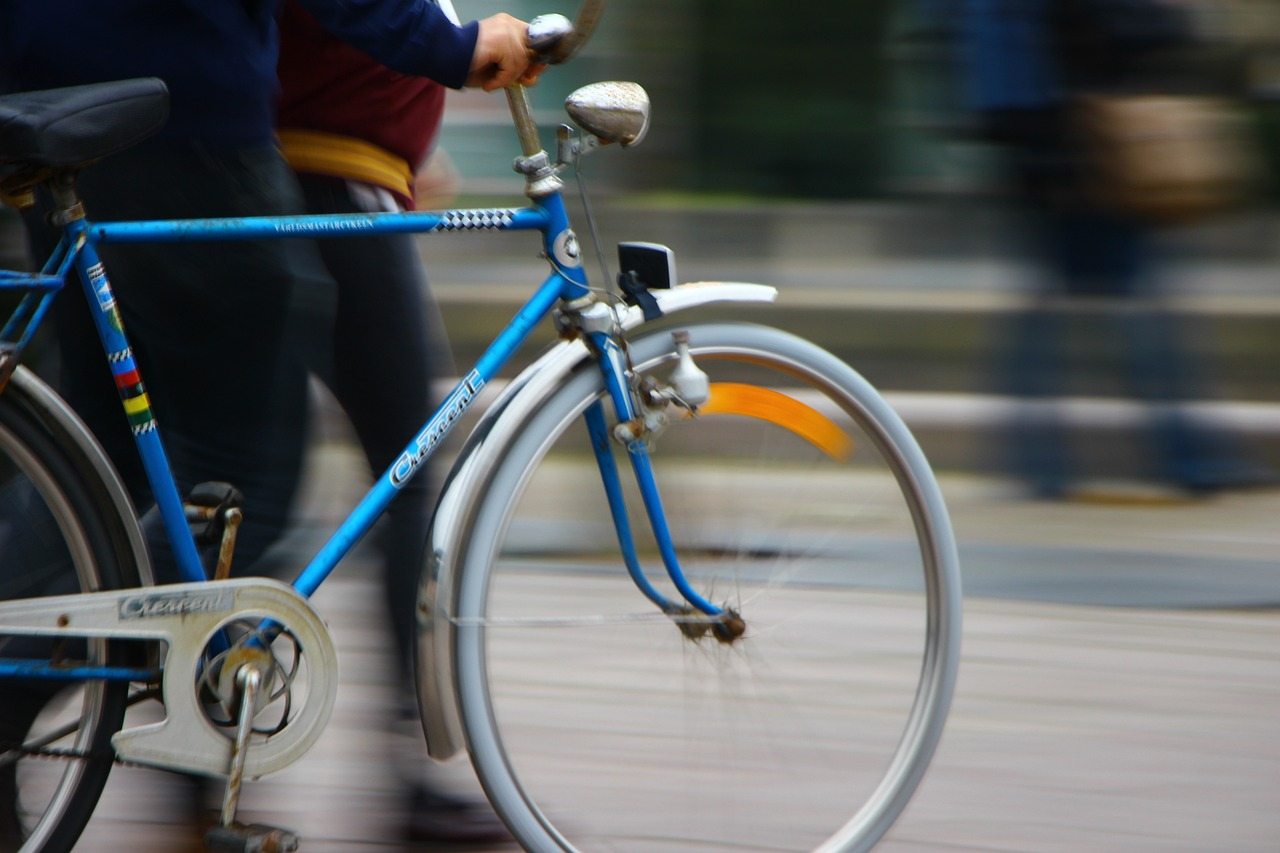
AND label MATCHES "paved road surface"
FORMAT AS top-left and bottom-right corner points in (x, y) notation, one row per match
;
(65, 437), (1279, 852)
